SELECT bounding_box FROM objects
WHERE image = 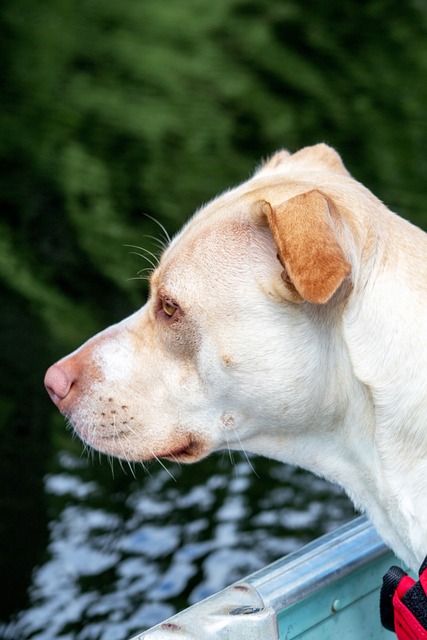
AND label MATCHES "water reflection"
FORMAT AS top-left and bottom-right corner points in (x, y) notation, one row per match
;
(3, 448), (355, 640)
